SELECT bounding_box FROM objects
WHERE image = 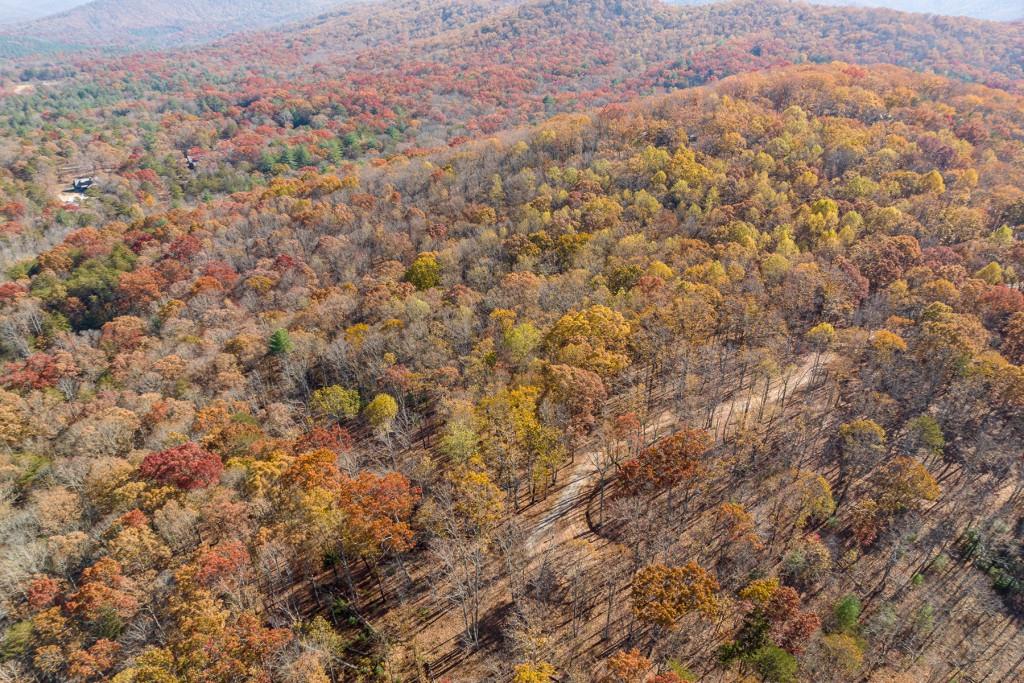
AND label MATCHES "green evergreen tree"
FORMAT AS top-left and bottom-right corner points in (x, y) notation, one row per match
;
(268, 328), (293, 356)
